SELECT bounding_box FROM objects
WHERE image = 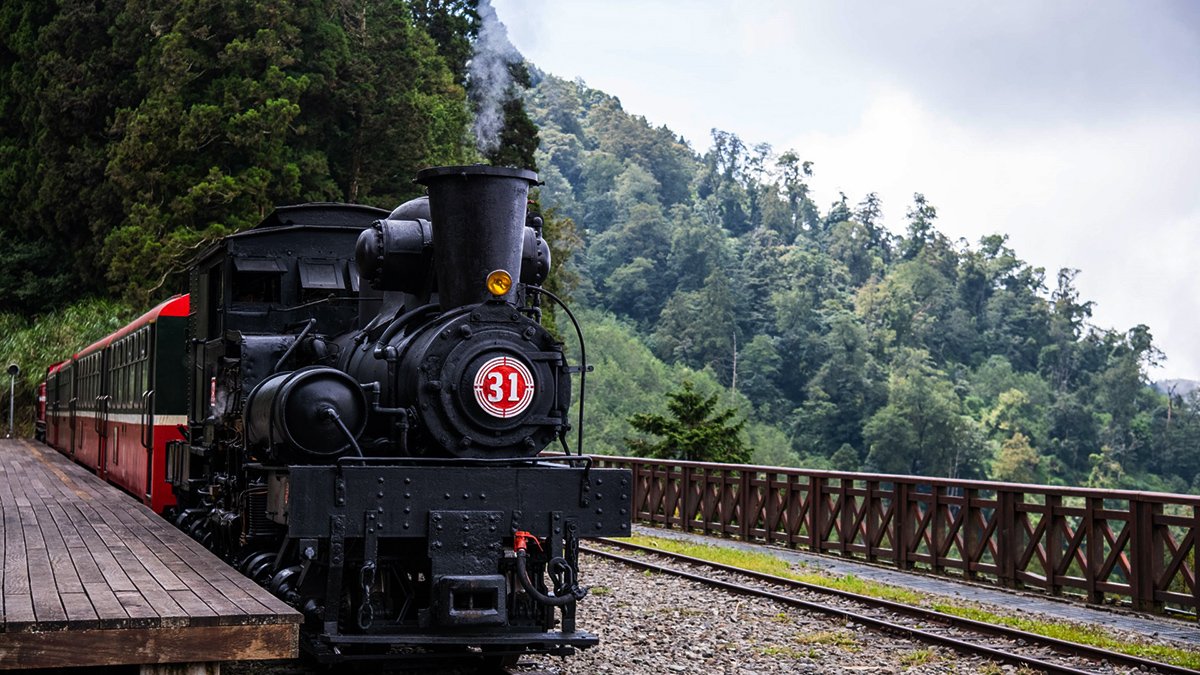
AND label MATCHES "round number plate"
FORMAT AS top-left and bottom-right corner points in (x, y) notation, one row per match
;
(472, 356), (536, 418)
